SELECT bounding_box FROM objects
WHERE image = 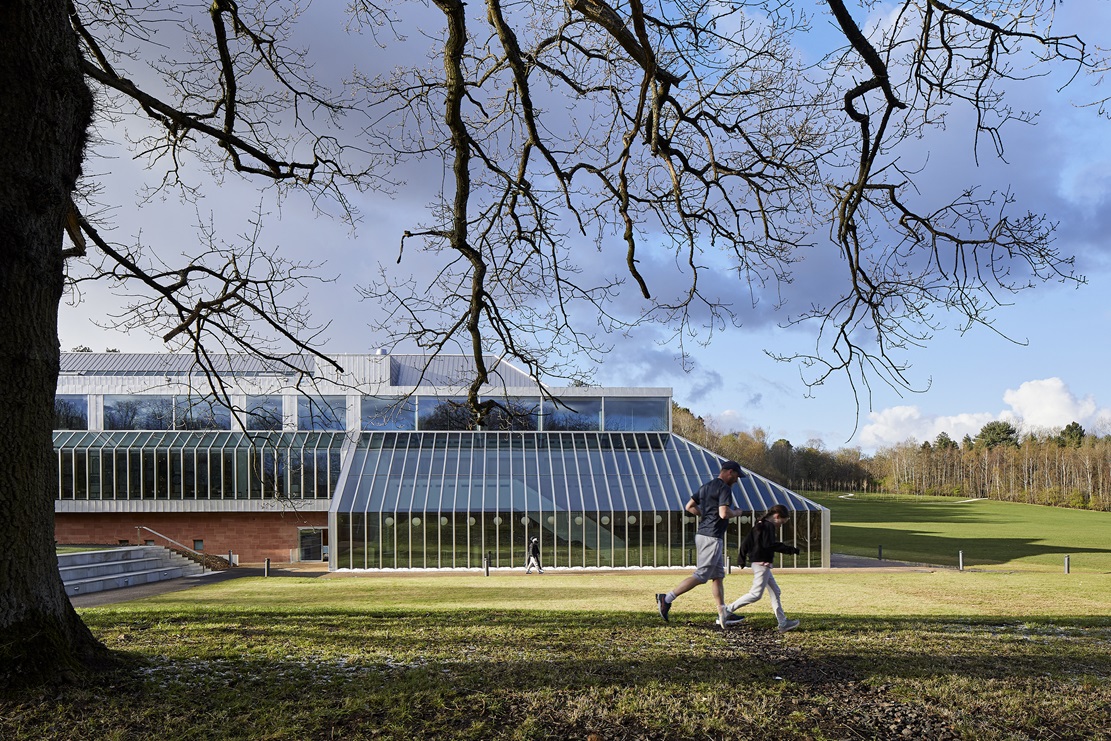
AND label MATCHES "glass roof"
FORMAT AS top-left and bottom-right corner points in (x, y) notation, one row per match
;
(332, 432), (821, 515)
(52, 430), (348, 451)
